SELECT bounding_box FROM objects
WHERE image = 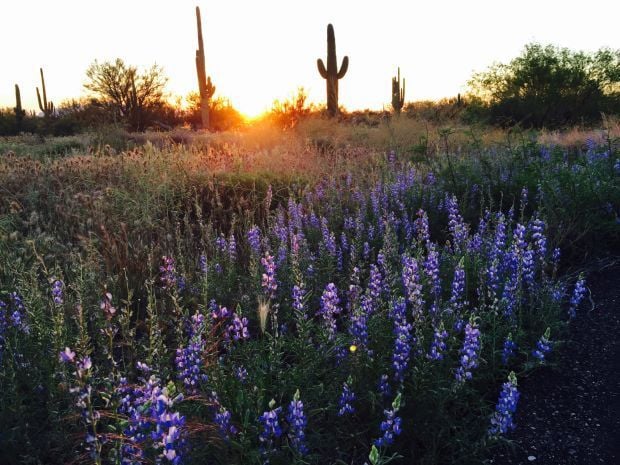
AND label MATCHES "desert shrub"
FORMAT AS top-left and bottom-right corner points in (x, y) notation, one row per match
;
(468, 43), (620, 128)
